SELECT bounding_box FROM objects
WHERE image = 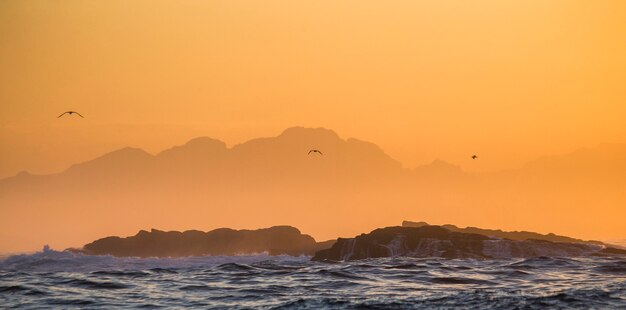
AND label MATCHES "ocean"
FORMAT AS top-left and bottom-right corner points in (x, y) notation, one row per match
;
(1, 249), (625, 309)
